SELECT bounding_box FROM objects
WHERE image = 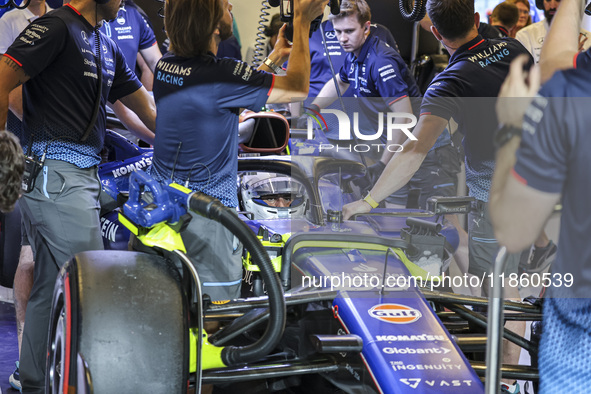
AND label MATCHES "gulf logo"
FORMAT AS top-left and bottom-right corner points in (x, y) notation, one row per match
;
(368, 304), (422, 324)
